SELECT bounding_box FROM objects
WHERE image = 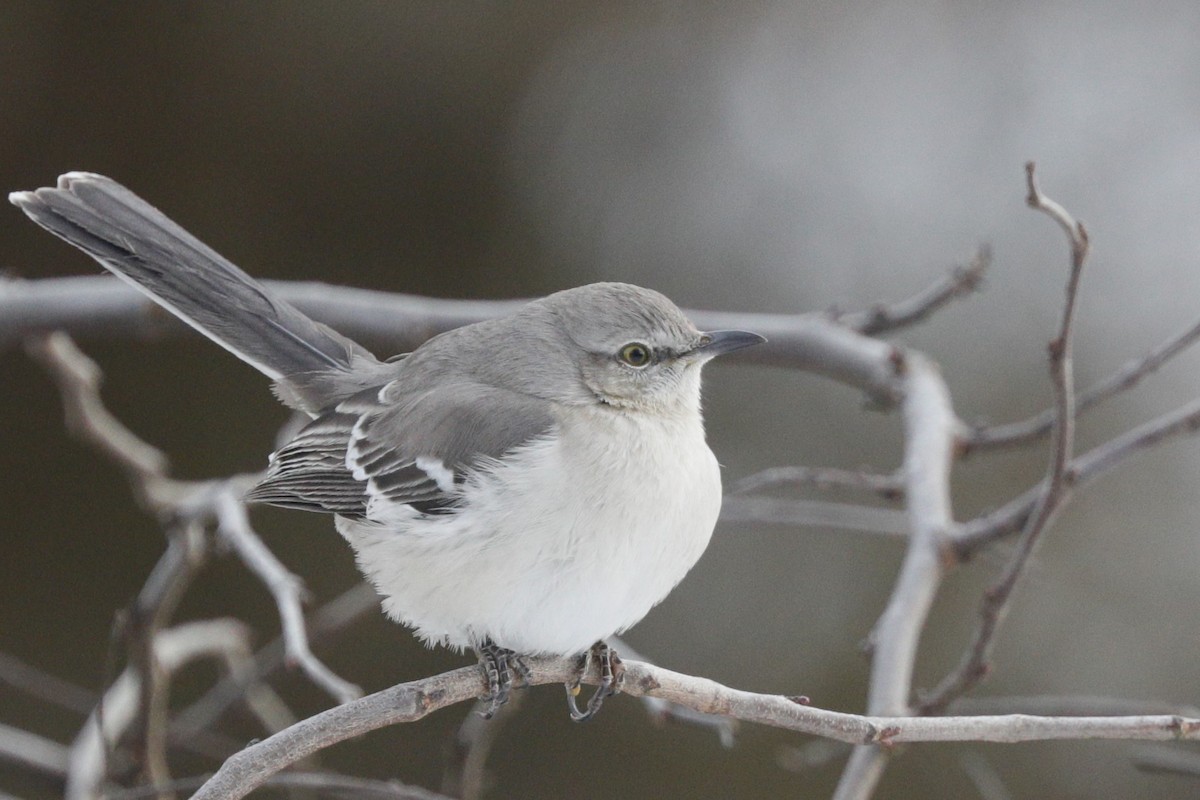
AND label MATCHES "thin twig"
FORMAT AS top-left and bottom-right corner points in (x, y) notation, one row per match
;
(0, 652), (98, 715)
(440, 694), (523, 800)
(730, 466), (904, 501)
(107, 771), (454, 800)
(605, 636), (738, 747)
(30, 331), (360, 708)
(962, 313), (1200, 452)
(719, 495), (910, 536)
(172, 583), (379, 742)
(0, 722), (71, 778)
(212, 489), (361, 704)
(954, 395), (1200, 558)
(837, 245), (990, 335)
(919, 162), (1089, 714)
(66, 620), (255, 800)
